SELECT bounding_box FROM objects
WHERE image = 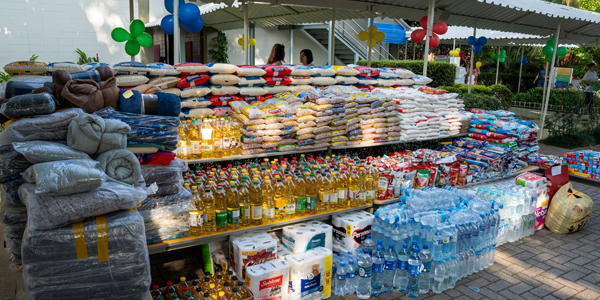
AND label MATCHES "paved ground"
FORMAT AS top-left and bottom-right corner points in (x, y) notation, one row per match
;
(2, 143), (600, 299)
